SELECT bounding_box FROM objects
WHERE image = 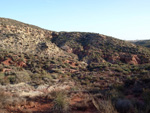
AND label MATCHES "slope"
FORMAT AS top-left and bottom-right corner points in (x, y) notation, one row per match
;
(131, 40), (150, 48)
(52, 32), (150, 65)
(1, 18), (150, 113)
(0, 18), (73, 58)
